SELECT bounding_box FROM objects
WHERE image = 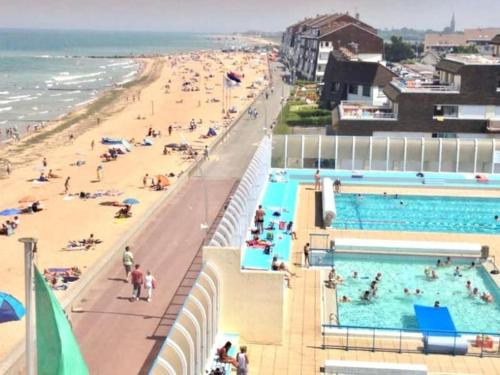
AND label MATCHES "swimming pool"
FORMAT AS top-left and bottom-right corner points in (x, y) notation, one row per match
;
(333, 193), (500, 234)
(332, 254), (500, 333)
